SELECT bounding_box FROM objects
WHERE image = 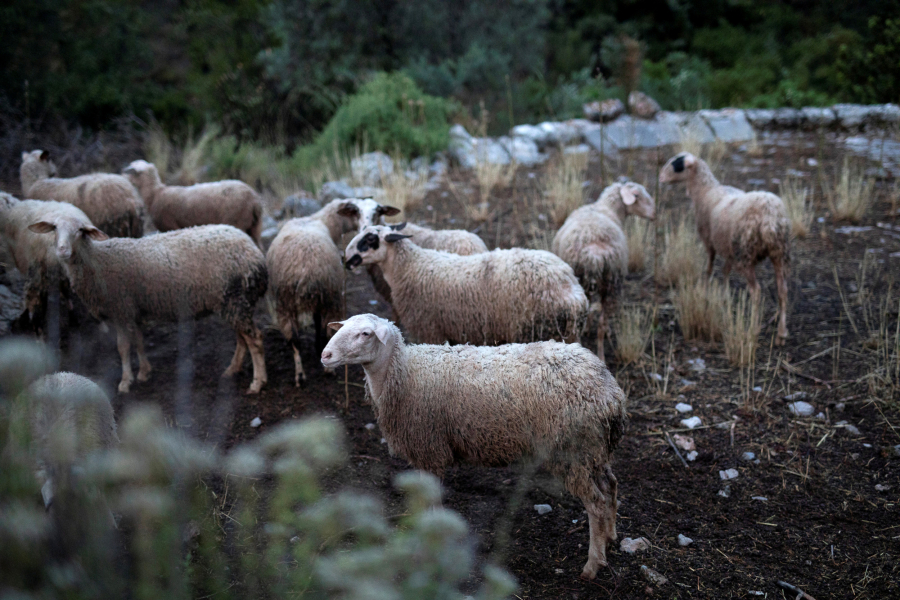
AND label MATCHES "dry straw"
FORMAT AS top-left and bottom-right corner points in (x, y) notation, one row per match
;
(613, 305), (652, 364)
(544, 150), (588, 227)
(827, 157), (875, 223)
(779, 175), (812, 238)
(658, 215), (705, 287)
